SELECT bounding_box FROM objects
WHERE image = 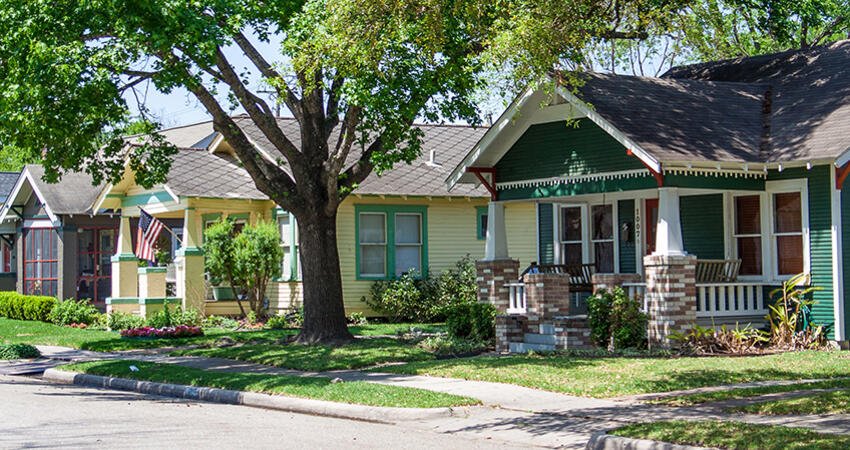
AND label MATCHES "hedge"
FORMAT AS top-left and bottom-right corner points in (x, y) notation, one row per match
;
(0, 291), (58, 322)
